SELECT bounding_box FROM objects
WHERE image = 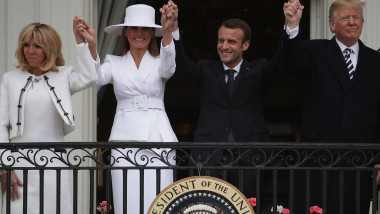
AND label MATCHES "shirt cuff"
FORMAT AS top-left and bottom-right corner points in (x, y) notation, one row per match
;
(172, 29), (180, 41)
(285, 25), (299, 39)
(77, 42), (87, 46)
(161, 38), (174, 49)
